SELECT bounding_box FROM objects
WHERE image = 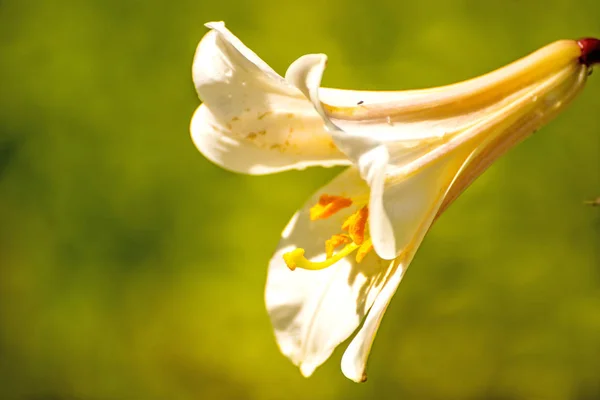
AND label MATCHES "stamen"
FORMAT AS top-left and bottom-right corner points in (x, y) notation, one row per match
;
(282, 243), (360, 271)
(355, 238), (373, 263)
(285, 200), (373, 272)
(325, 234), (352, 258)
(341, 206), (369, 245)
(309, 194), (353, 220)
